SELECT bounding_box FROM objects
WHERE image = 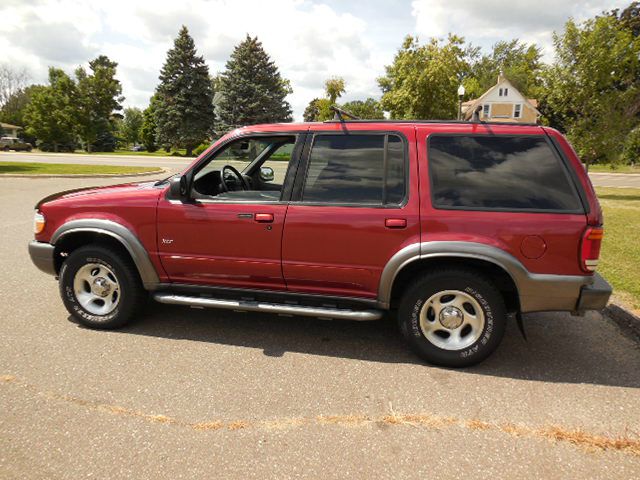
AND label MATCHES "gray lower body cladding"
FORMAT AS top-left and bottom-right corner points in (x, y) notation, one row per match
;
(378, 241), (612, 313)
(28, 241), (56, 276)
